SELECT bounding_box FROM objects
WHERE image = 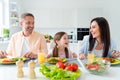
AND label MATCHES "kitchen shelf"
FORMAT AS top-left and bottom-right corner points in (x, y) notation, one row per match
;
(9, 1), (19, 28)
